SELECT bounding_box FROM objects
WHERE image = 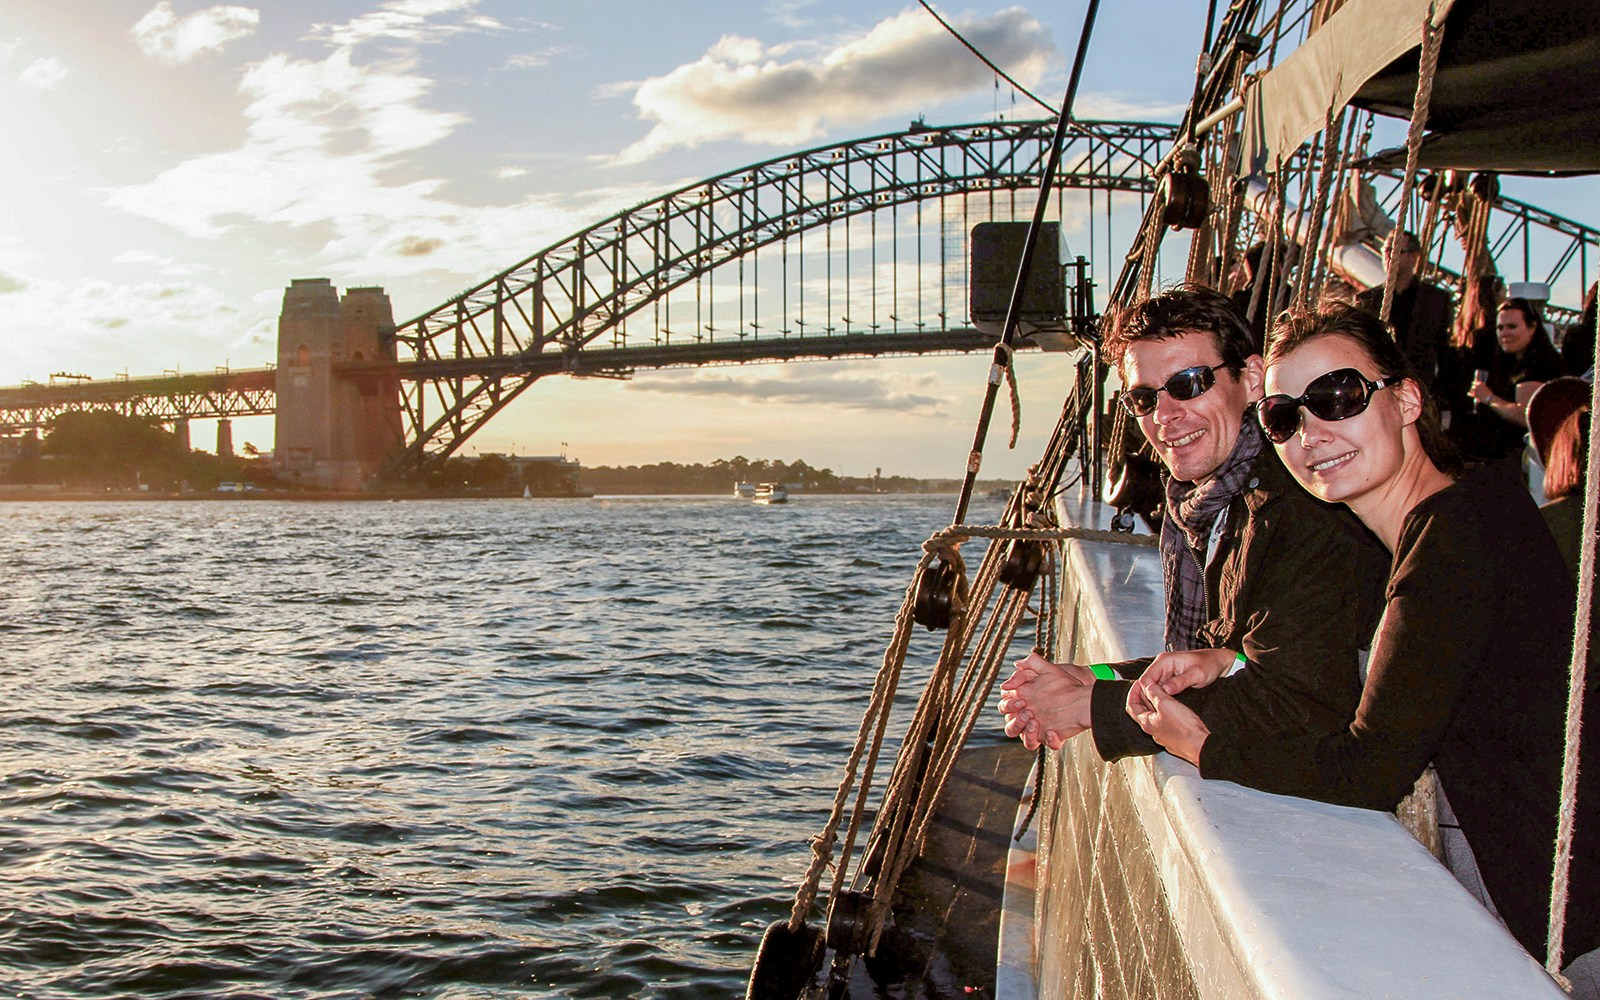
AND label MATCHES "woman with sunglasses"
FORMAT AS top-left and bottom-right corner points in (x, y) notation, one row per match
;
(1127, 303), (1599, 982)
